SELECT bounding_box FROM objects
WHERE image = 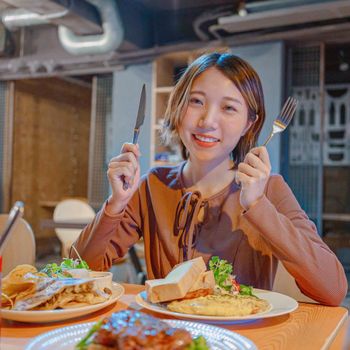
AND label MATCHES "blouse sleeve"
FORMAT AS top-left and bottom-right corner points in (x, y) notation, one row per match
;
(239, 174), (348, 306)
(71, 180), (145, 272)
